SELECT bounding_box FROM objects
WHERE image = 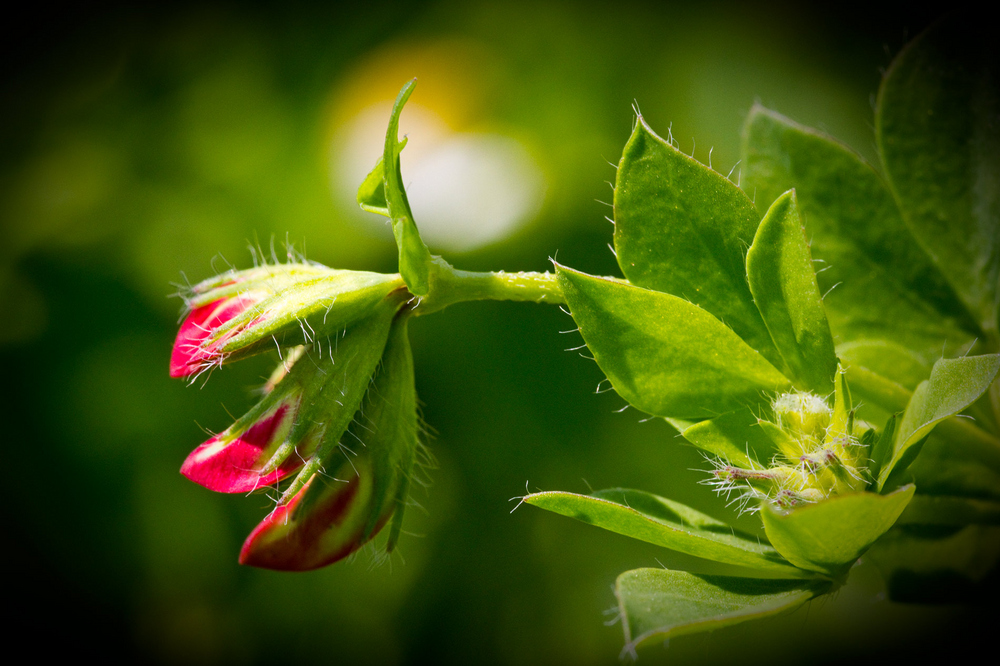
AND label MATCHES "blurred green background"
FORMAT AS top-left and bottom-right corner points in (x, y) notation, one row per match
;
(3, 1), (985, 663)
